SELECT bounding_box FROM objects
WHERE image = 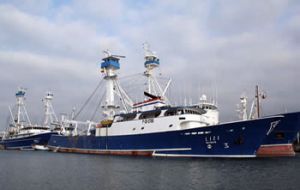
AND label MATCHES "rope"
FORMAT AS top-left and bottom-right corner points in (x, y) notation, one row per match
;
(90, 91), (105, 121)
(4, 112), (11, 131)
(74, 79), (103, 119)
(118, 73), (143, 80)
